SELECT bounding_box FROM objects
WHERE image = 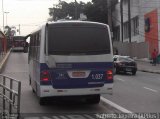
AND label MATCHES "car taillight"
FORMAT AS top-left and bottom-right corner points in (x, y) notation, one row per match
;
(41, 70), (49, 81)
(106, 70), (113, 80)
